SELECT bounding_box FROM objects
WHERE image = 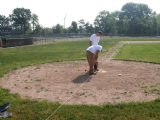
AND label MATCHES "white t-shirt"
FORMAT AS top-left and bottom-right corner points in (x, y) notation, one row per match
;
(90, 34), (100, 45)
(86, 45), (102, 54)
